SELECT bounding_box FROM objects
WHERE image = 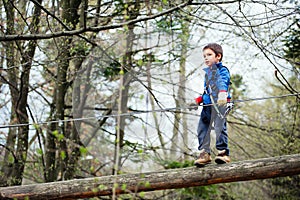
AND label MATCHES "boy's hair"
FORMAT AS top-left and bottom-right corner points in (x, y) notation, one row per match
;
(203, 43), (223, 61)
